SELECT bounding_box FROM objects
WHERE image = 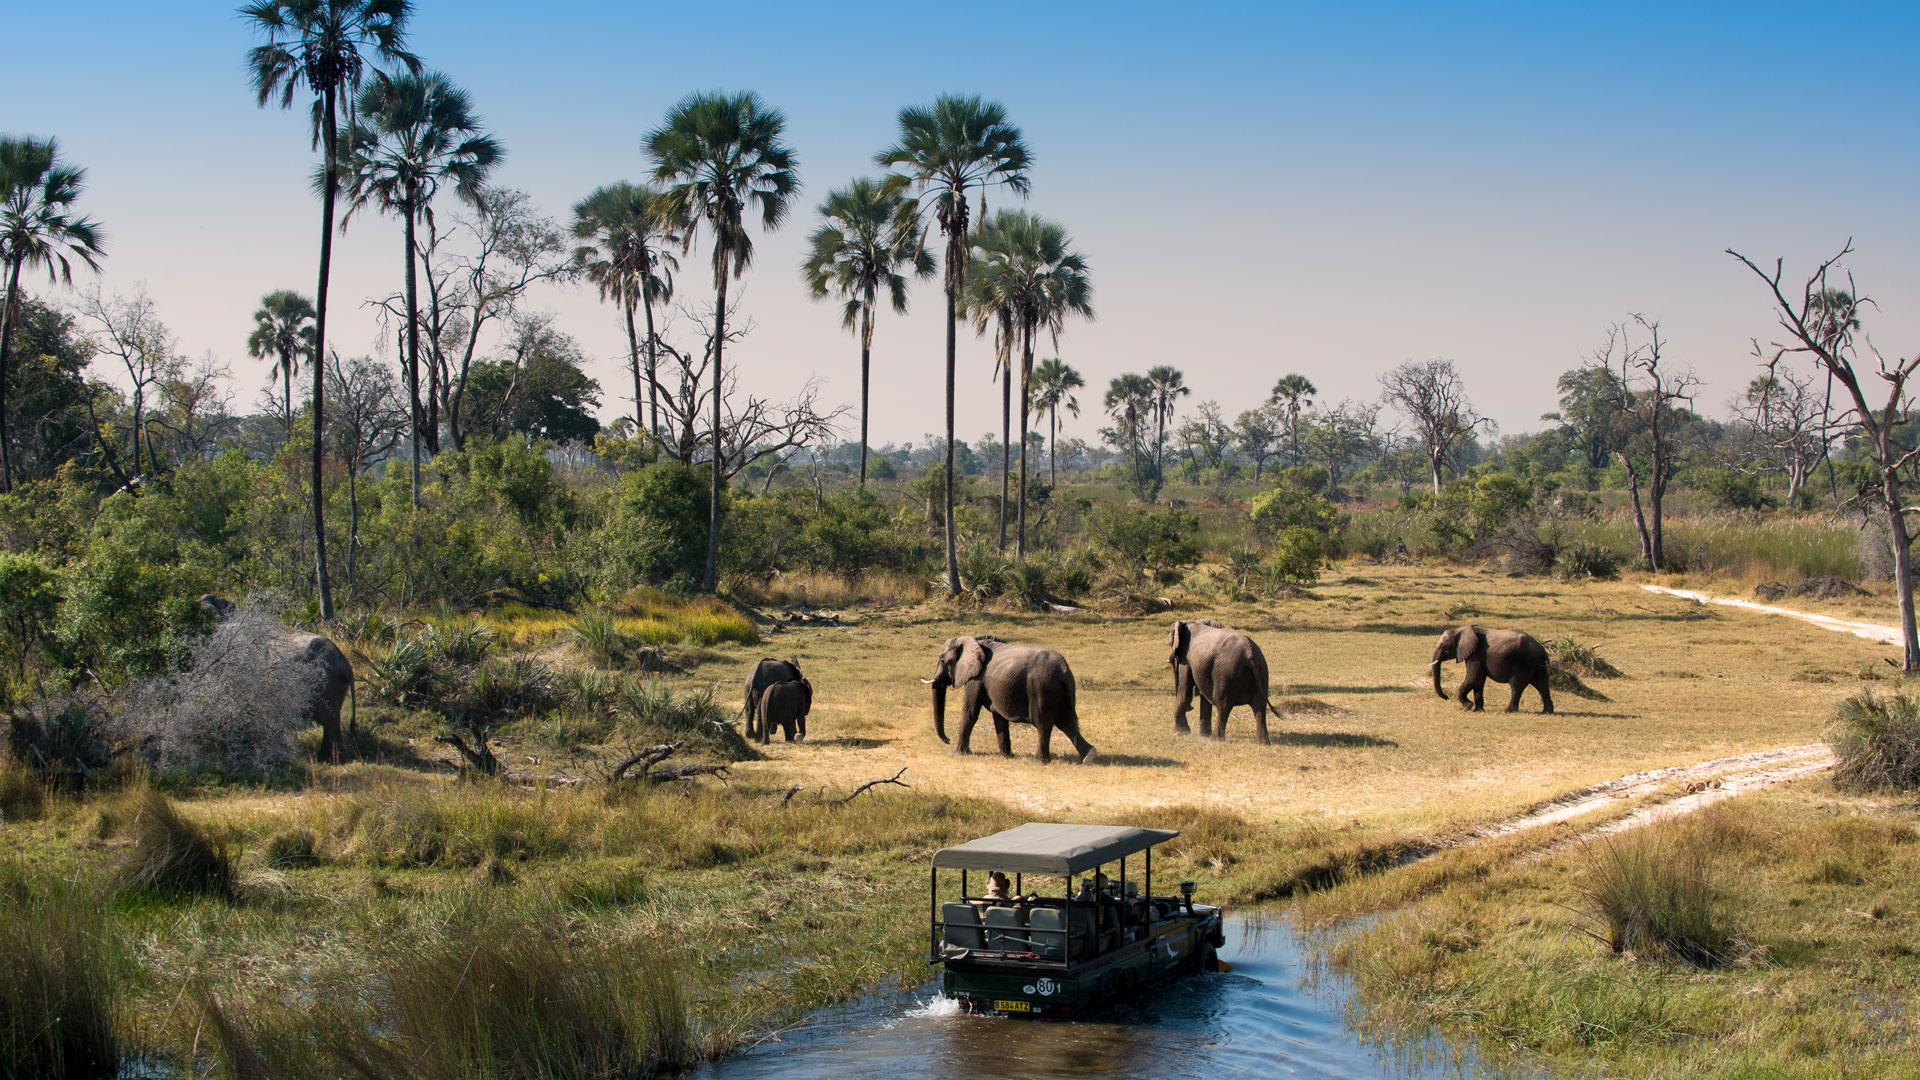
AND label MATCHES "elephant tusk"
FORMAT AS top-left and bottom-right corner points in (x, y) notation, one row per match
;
(1429, 659), (1443, 668)
(920, 677), (937, 684)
